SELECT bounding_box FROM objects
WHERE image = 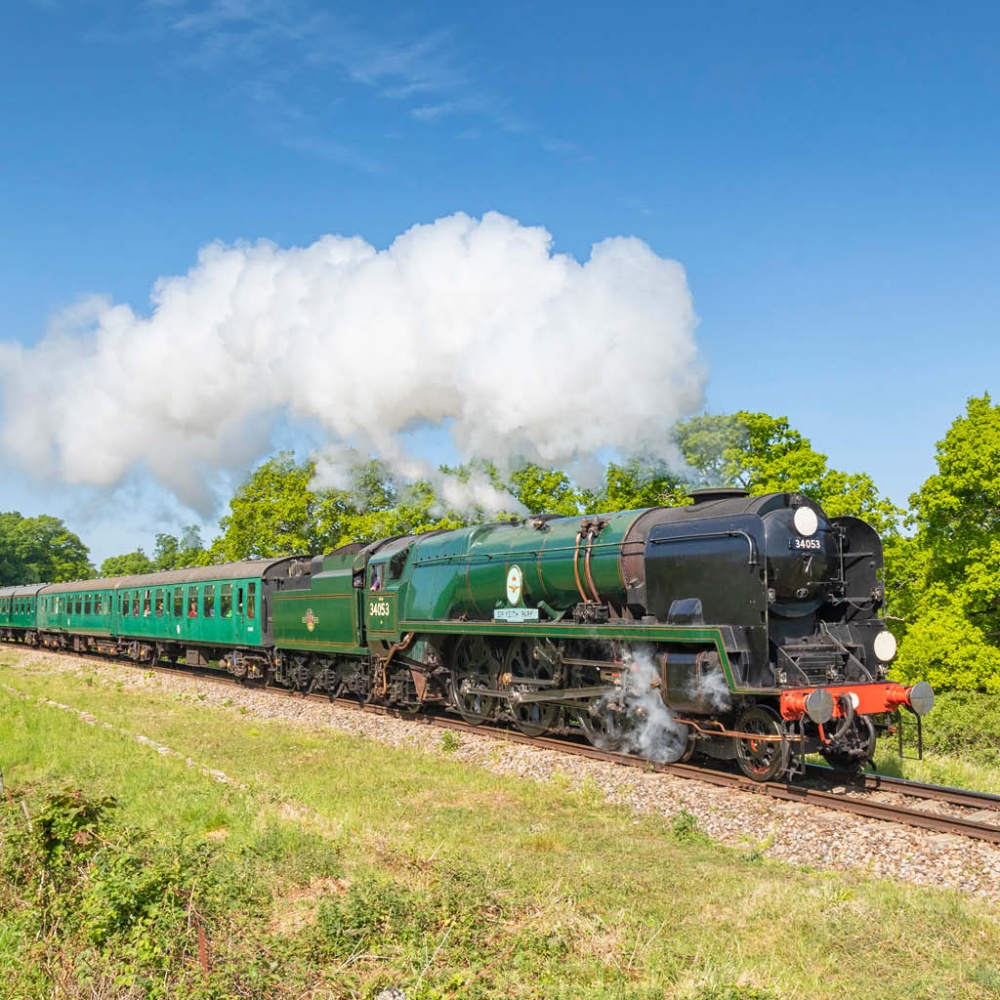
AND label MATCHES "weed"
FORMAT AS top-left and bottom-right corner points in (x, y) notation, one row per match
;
(440, 731), (460, 754)
(670, 808), (710, 844)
